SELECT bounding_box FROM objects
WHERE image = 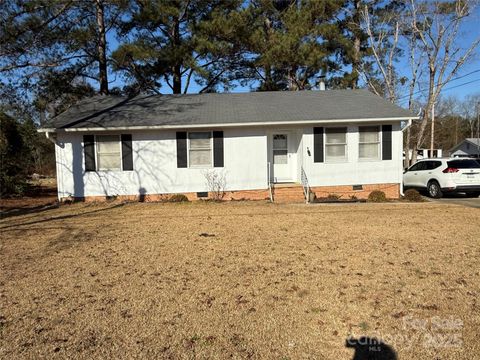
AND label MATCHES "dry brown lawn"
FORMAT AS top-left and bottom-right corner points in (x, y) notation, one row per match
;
(0, 200), (479, 359)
